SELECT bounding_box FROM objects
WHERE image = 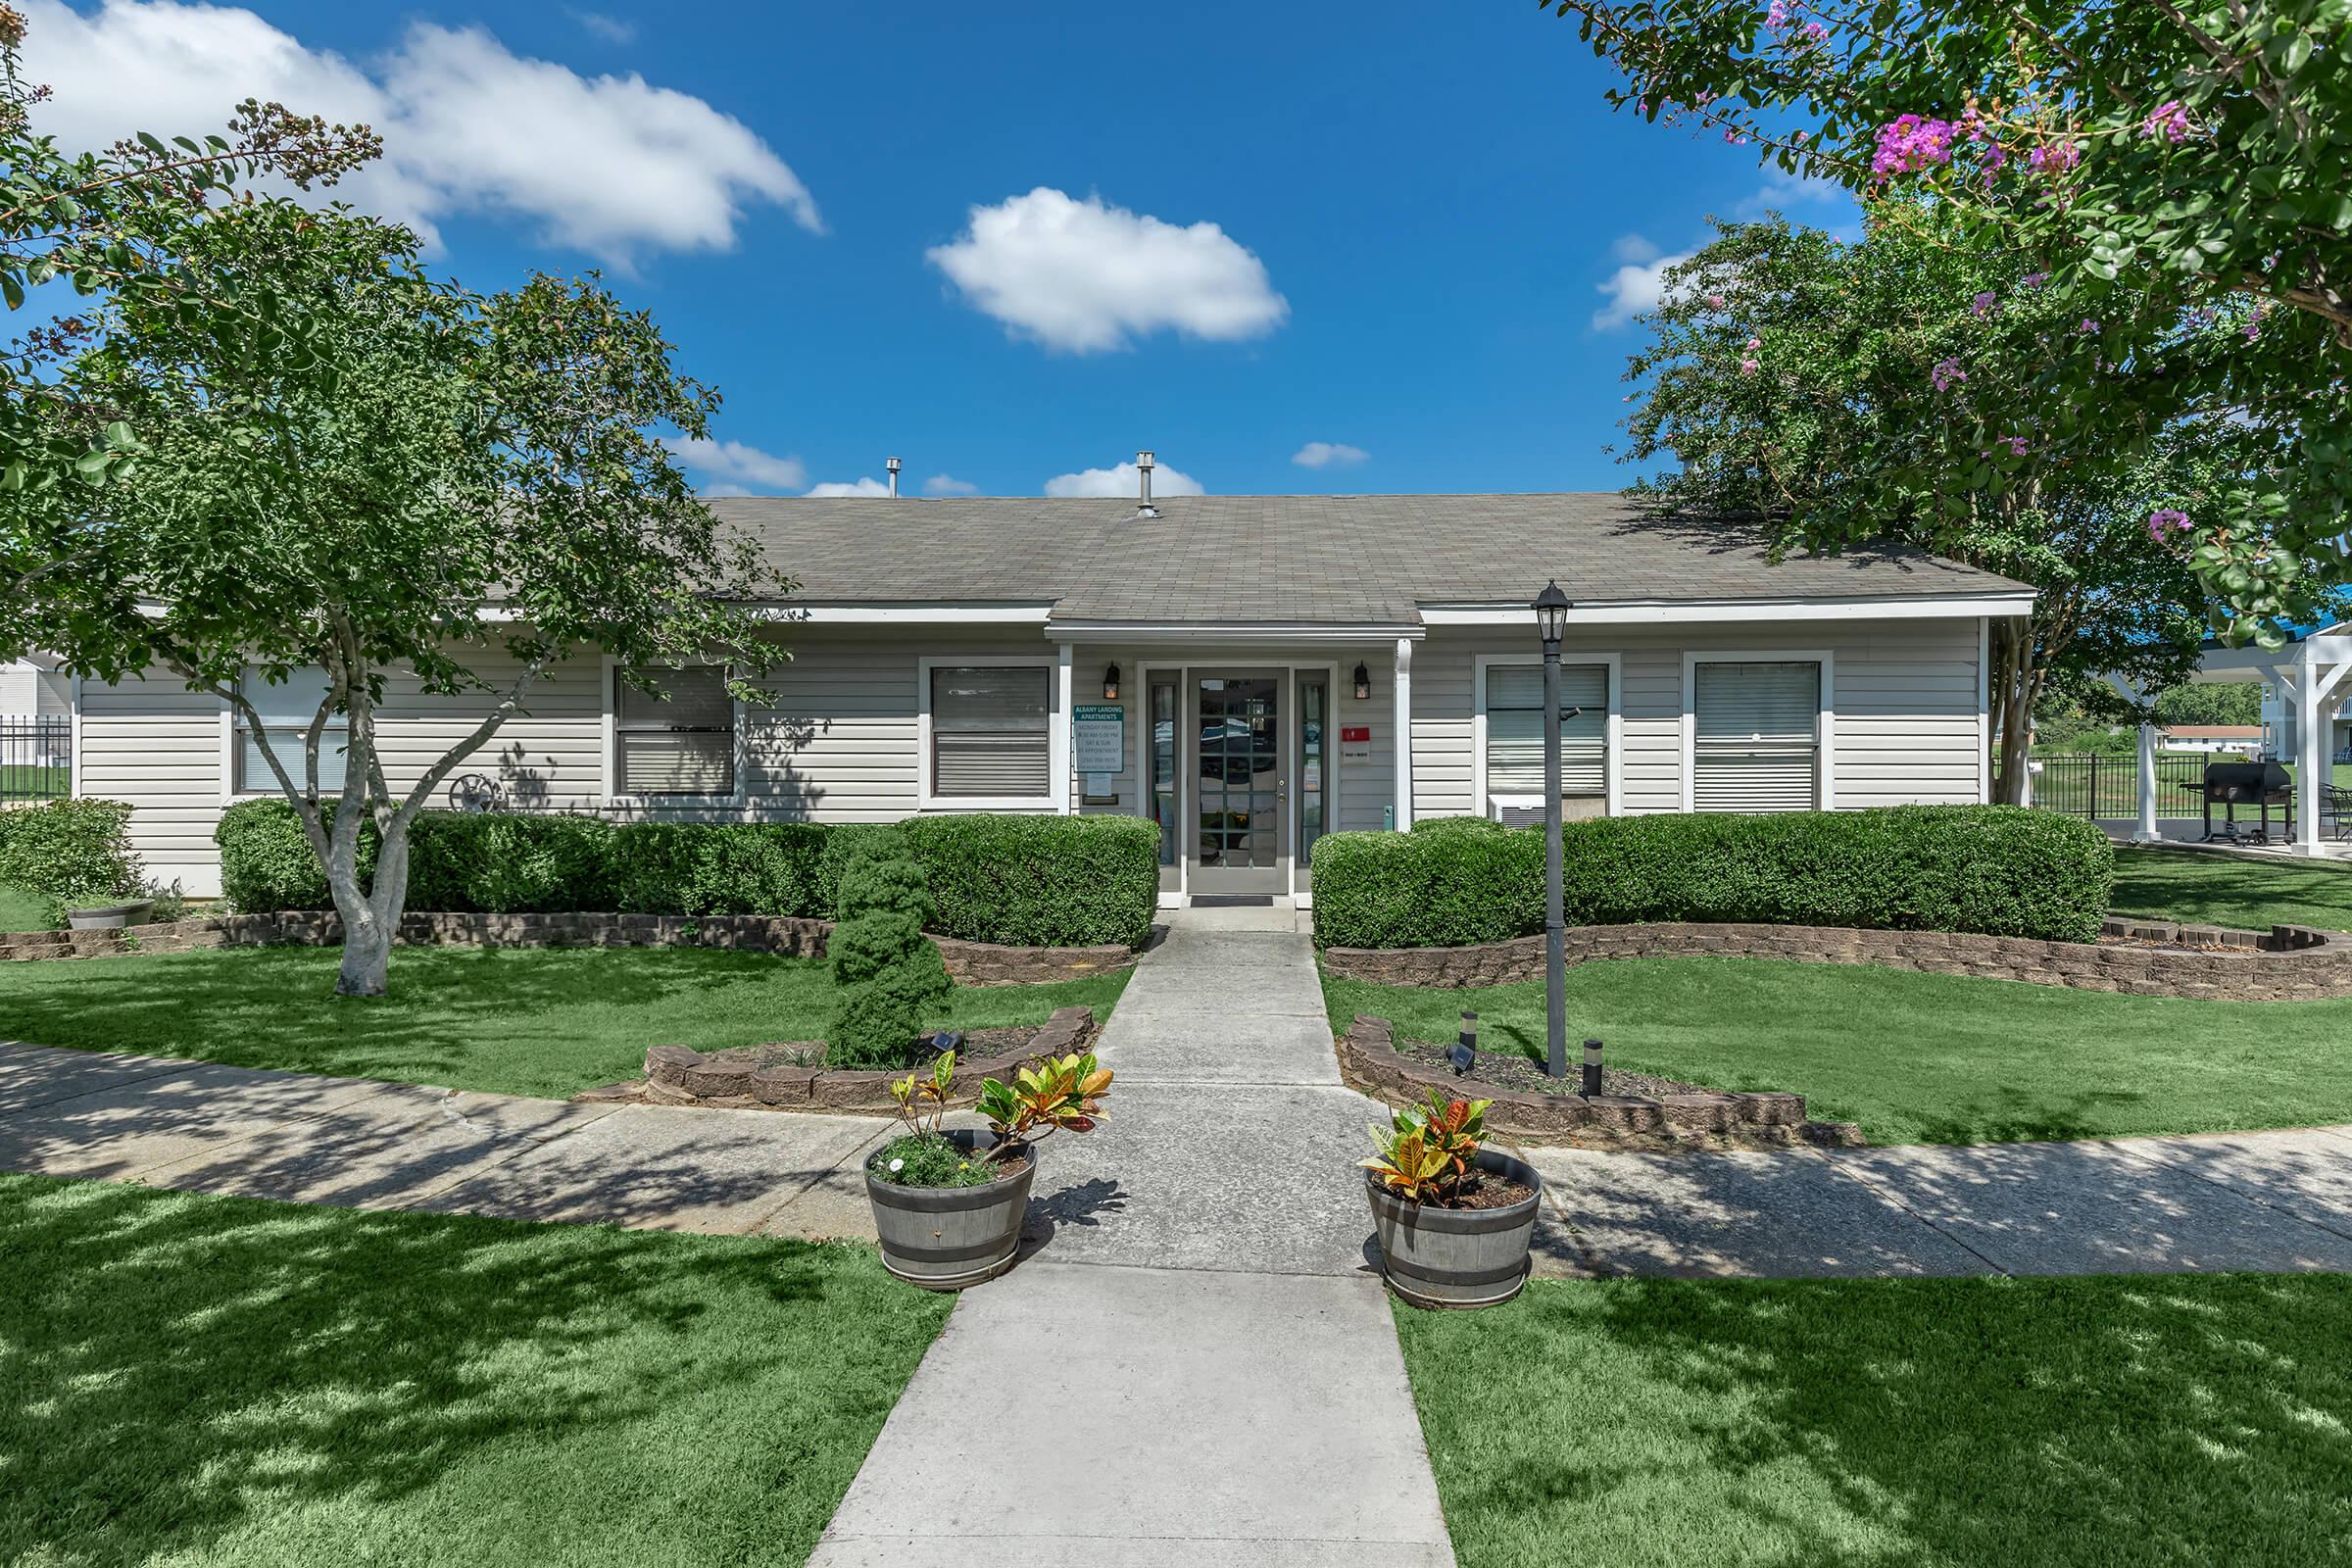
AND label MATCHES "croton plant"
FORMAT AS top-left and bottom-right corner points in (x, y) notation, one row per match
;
(877, 1047), (1114, 1186)
(1362, 1091), (1494, 1205)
